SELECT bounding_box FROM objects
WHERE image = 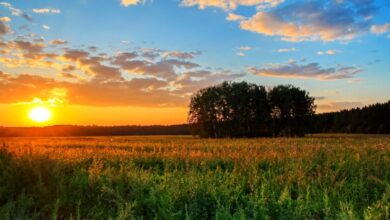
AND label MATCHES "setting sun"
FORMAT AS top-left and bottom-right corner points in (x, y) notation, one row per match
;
(29, 107), (52, 123)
